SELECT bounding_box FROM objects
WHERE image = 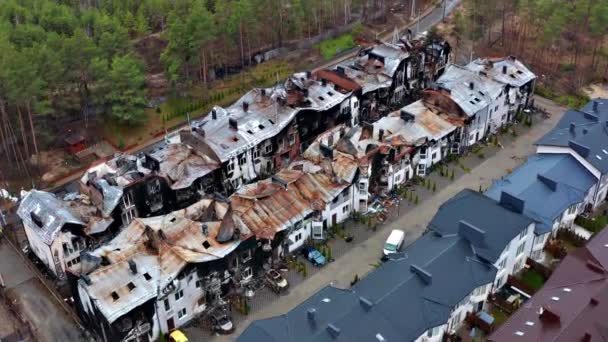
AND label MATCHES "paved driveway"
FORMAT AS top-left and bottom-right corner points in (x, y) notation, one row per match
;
(221, 96), (566, 340)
